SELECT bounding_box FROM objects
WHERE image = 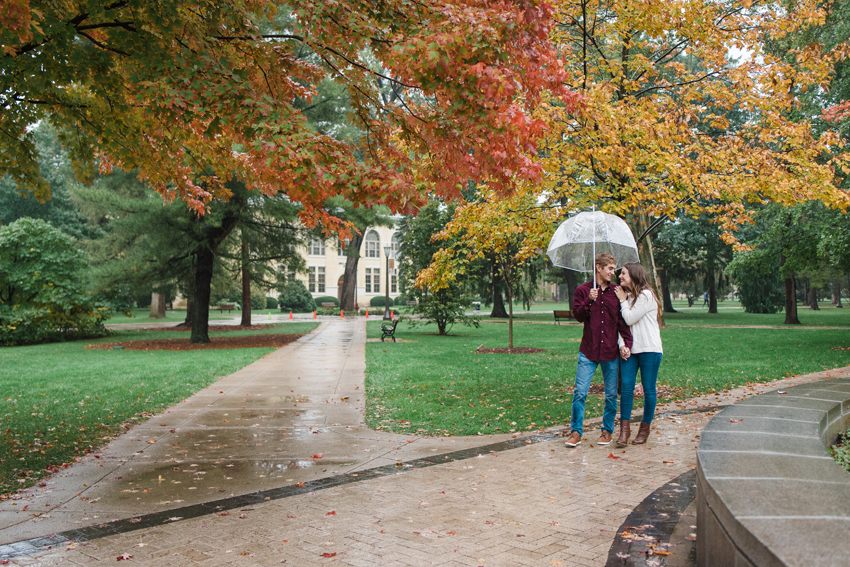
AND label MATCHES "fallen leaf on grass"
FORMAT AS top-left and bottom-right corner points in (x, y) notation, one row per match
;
(608, 453), (620, 459)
